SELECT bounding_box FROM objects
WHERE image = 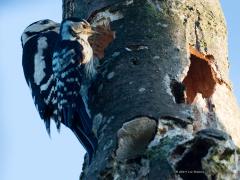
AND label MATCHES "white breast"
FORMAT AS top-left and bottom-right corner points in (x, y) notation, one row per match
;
(82, 41), (93, 64)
